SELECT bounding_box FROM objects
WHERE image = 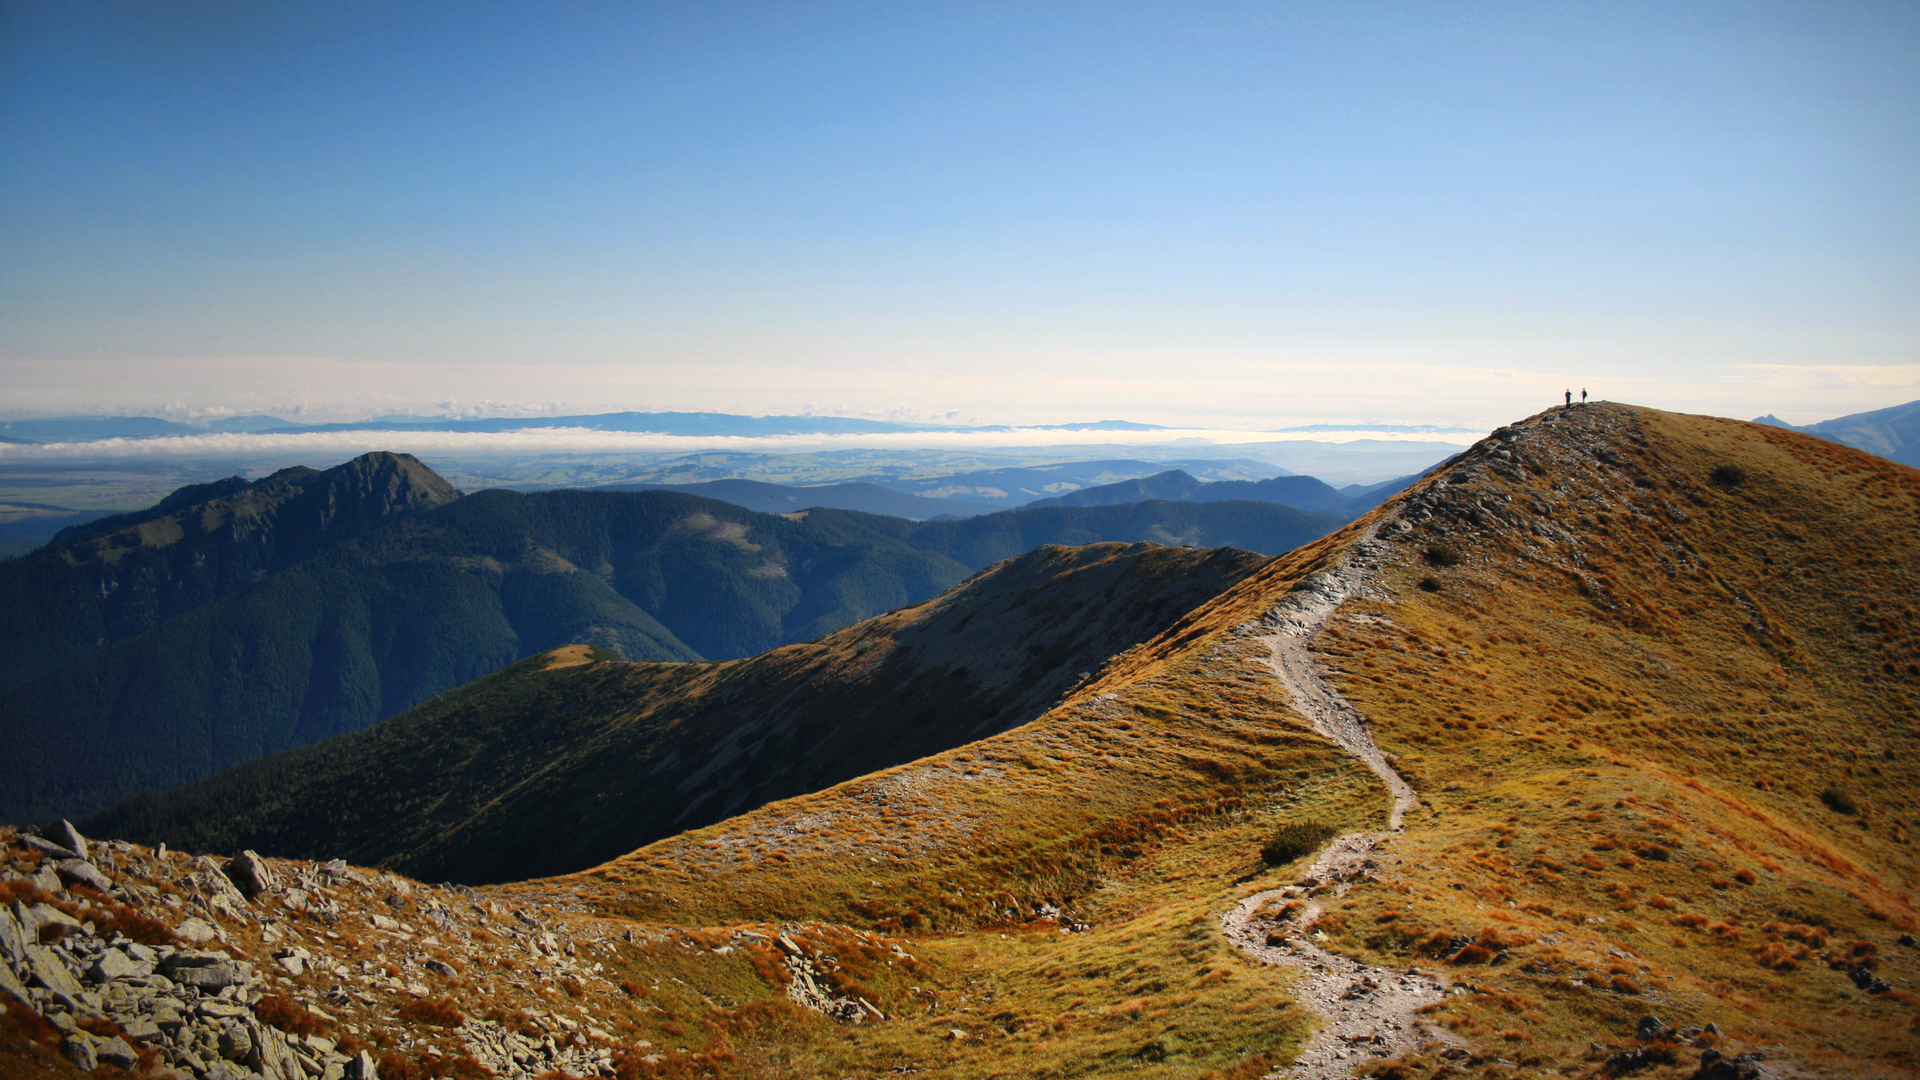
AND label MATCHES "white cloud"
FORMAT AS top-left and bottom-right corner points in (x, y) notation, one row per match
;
(0, 424), (1486, 462)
